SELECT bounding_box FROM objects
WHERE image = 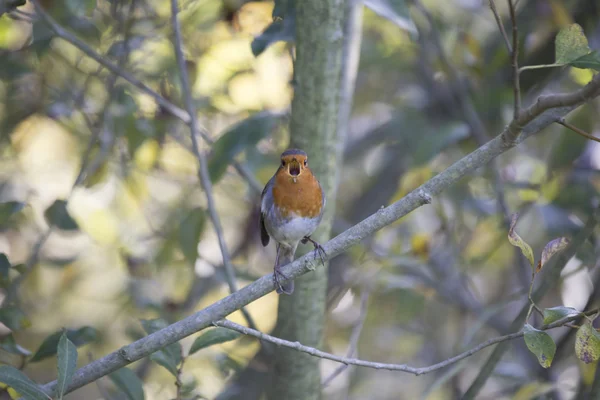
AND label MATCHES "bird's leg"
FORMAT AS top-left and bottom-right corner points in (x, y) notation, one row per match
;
(273, 243), (292, 295)
(301, 235), (327, 267)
